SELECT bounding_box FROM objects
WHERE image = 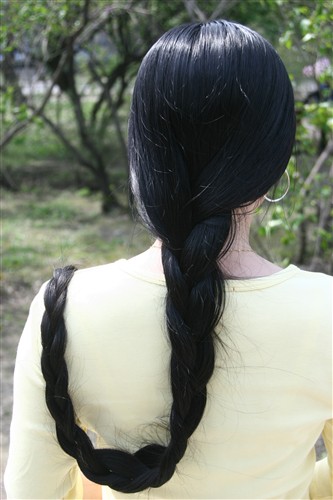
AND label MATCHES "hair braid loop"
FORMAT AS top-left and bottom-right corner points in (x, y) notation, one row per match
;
(41, 266), (179, 493)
